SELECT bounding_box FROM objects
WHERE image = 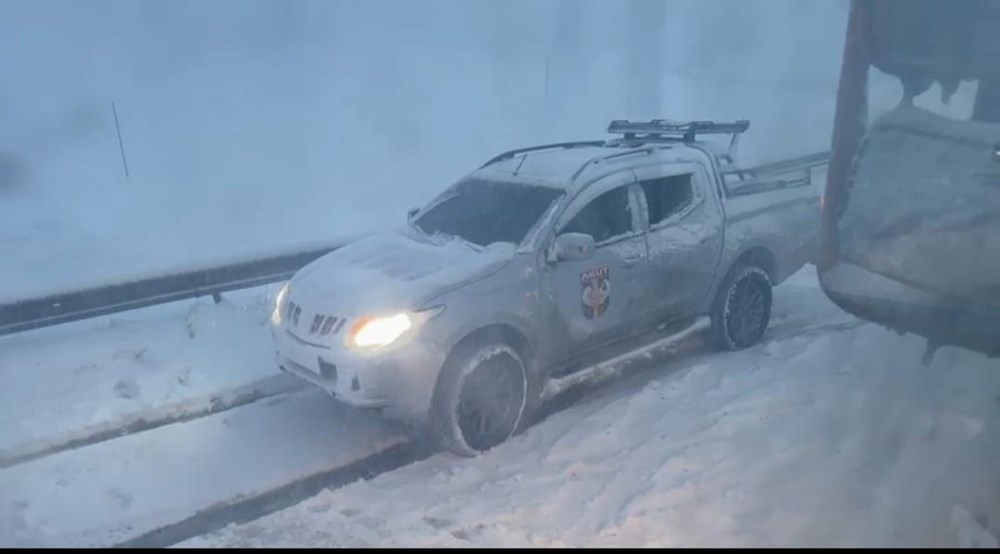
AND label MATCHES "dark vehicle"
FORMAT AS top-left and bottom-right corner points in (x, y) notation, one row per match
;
(818, 0), (1000, 361)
